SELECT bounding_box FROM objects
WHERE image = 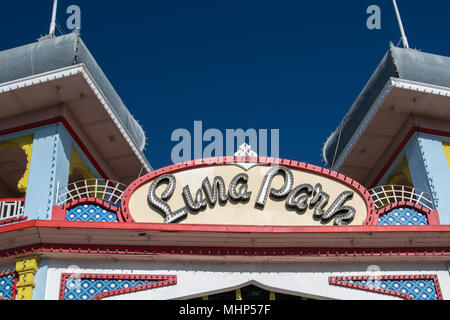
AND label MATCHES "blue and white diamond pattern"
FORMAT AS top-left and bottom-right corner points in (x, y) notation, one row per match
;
(0, 274), (15, 300)
(377, 208), (428, 226)
(346, 279), (438, 300)
(64, 278), (156, 300)
(66, 204), (118, 222)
